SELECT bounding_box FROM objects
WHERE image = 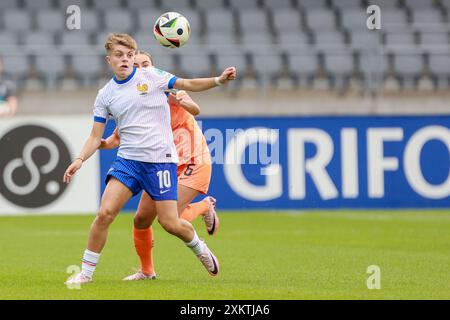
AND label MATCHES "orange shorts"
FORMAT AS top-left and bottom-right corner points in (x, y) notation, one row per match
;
(177, 156), (212, 195)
